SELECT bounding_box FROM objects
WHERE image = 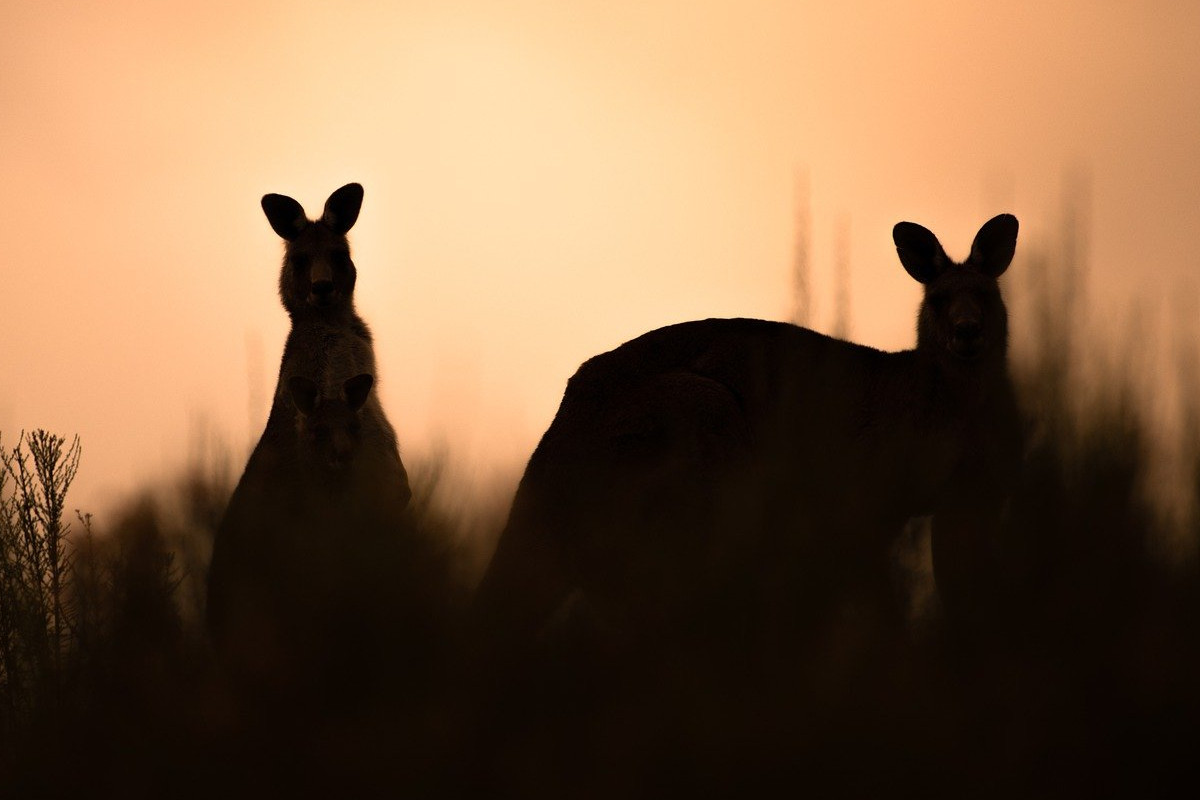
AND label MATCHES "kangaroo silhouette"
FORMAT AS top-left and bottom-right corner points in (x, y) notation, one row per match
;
(287, 373), (375, 472)
(244, 183), (409, 491)
(207, 185), (411, 673)
(473, 214), (1022, 652)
